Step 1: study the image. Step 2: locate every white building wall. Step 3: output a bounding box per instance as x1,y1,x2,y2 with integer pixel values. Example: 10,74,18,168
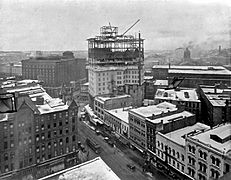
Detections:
156,132,187,175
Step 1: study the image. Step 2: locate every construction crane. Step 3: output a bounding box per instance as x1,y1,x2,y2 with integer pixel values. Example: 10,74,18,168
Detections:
116,19,140,37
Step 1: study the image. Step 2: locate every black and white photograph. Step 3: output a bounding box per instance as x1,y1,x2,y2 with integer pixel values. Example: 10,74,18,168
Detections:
0,0,230,180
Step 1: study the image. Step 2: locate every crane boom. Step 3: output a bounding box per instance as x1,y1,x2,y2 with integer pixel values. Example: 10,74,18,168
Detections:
121,19,140,36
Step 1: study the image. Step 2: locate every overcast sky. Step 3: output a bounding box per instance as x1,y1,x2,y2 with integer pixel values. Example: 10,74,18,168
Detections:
0,0,230,51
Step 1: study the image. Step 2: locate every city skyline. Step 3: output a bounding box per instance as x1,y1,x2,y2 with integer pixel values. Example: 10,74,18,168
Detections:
0,0,230,51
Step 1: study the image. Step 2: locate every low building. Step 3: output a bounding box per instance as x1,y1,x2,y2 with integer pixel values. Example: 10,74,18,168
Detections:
104,106,132,139
186,123,231,180
197,84,231,126
154,88,201,121
39,157,120,180
129,102,196,152
94,95,132,122
152,65,231,87
155,123,210,179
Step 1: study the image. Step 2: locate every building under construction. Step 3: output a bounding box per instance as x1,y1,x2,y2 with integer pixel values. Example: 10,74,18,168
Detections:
87,20,145,108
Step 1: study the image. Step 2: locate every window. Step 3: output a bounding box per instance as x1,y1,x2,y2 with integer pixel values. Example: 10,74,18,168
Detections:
4,141,8,149
4,153,8,161
72,135,76,142
182,154,185,161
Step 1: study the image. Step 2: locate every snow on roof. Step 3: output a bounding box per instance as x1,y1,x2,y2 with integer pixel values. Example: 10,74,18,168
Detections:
105,106,132,124
165,123,210,146
83,82,89,86
152,65,227,70
153,80,168,86
84,104,96,117
130,102,177,118
147,110,194,124
155,88,200,102
96,95,131,102
37,98,68,115
39,157,120,180
201,88,231,107
168,68,231,75
0,114,8,122
191,123,231,154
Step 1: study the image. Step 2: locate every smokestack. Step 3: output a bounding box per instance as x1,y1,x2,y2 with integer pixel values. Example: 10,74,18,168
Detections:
219,45,221,54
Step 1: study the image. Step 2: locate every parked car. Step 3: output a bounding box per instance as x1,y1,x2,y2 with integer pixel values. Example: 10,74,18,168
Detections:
104,137,109,142
107,140,114,147
95,130,101,135
127,164,136,171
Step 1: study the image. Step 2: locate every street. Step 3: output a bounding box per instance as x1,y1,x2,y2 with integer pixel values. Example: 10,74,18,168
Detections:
77,114,168,180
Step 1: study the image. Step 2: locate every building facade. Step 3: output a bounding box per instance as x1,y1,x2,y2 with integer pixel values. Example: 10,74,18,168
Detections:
154,88,201,121
22,51,86,97
152,65,231,88
155,123,210,180
197,84,231,126
128,102,196,152
104,107,131,139
185,123,231,180
94,95,132,122
0,80,79,179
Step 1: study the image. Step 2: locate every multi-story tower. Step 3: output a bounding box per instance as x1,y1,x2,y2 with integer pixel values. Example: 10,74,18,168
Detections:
87,23,145,108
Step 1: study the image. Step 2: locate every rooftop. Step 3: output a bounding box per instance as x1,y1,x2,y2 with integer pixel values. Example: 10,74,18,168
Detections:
155,88,200,102
96,94,131,103
165,123,210,146
152,65,227,70
39,157,120,180
153,80,168,86
130,102,177,118
37,98,69,115
201,87,231,107
168,69,231,75
147,110,194,125
105,106,132,124
191,123,231,154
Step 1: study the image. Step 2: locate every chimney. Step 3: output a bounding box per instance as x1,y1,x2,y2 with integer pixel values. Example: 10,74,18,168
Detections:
36,97,44,105
219,45,221,54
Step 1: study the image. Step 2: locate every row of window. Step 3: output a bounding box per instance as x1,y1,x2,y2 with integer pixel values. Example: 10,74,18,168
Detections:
156,141,185,161
35,127,75,142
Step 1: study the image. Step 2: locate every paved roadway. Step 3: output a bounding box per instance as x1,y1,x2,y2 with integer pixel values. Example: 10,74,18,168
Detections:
77,117,168,180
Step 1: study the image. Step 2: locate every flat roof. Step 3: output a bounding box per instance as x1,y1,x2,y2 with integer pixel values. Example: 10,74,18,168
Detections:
152,65,227,70
147,110,194,125
105,106,132,124
168,69,231,75
165,123,210,146
130,102,177,118
96,94,131,102
154,80,168,86
37,98,68,115
39,157,120,180
191,123,231,154
155,88,200,102
201,87,231,107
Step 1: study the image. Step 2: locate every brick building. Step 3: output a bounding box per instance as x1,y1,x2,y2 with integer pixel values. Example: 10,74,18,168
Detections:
22,51,86,97
154,88,201,121
128,102,196,152
0,80,79,179
197,84,231,126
